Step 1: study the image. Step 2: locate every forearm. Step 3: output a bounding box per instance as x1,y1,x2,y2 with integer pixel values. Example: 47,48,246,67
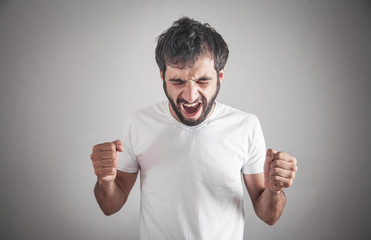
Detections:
254,189,286,225
94,179,127,216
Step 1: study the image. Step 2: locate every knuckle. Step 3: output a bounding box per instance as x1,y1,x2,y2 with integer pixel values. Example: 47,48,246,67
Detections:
276,152,284,159
108,142,116,151
93,143,103,152
110,159,117,166
288,180,293,186
110,152,116,159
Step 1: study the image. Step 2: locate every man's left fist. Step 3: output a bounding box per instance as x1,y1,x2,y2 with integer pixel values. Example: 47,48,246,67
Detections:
264,149,298,192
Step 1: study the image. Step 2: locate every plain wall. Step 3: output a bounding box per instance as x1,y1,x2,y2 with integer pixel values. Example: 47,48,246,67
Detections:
1,0,370,239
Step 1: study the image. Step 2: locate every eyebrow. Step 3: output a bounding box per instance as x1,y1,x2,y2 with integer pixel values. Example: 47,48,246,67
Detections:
169,76,213,82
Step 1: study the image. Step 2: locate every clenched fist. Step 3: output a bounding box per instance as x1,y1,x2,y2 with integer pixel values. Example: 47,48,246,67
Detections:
264,149,297,192
91,140,123,184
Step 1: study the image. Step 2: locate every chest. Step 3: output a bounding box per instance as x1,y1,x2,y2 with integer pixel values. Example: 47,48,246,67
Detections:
134,126,248,188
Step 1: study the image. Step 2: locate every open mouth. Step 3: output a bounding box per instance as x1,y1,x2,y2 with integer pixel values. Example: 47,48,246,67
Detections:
181,102,202,117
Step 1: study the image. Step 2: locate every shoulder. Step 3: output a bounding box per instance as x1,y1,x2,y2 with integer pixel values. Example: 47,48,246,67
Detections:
121,101,169,129
214,102,260,126
124,101,167,121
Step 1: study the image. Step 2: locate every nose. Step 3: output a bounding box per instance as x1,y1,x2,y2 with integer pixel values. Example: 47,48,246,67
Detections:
182,81,199,103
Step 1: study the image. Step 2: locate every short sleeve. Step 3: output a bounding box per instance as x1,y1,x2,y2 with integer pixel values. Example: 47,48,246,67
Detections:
241,116,266,174
117,122,140,173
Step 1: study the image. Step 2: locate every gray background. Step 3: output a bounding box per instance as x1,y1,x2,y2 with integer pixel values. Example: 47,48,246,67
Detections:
1,0,370,239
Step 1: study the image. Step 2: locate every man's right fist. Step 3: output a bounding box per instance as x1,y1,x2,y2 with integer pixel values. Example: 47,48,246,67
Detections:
91,140,124,184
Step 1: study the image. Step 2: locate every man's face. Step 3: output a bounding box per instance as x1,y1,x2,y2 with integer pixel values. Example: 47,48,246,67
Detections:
161,56,224,126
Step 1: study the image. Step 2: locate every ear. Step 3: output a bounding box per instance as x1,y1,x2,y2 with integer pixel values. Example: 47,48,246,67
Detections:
219,68,225,83
160,70,164,81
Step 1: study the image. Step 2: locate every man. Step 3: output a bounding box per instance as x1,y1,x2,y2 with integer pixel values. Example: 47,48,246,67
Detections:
91,17,297,240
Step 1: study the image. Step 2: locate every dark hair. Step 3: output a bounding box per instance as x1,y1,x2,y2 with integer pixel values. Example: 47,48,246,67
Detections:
155,17,229,75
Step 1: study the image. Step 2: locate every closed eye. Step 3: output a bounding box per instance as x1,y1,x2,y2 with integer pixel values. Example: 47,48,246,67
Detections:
168,77,212,86
169,79,185,85
197,77,212,85
197,80,209,85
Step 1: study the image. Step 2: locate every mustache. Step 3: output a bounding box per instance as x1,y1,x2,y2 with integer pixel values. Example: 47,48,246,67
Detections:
176,96,206,105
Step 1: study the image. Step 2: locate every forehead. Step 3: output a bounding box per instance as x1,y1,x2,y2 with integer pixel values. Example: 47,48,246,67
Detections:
165,56,216,80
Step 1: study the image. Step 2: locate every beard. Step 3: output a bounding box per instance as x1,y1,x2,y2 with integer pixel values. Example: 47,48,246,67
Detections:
163,78,221,126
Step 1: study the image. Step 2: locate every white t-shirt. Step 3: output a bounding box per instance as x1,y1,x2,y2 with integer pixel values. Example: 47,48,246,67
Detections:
118,101,266,240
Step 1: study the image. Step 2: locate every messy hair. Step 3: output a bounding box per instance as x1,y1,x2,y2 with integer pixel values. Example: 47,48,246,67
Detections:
155,17,229,76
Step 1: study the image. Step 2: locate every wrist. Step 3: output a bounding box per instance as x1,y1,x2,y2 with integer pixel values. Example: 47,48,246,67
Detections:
266,188,283,195
97,178,114,188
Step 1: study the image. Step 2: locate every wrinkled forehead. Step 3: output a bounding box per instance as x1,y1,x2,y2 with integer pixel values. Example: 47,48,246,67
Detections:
165,56,216,80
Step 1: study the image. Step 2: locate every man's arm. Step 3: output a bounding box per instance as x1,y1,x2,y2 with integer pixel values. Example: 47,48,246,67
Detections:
94,170,138,216
243,173,286,225
91,140,138,216
243,149,297,225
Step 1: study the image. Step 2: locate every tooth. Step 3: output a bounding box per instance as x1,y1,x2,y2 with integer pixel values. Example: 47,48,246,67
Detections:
184,102,199,107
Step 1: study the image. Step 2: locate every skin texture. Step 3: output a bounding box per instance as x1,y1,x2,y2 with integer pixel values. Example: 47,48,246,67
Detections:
161,56,224,126
91,140,138,216
91,56,298,224
244,149,297,225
